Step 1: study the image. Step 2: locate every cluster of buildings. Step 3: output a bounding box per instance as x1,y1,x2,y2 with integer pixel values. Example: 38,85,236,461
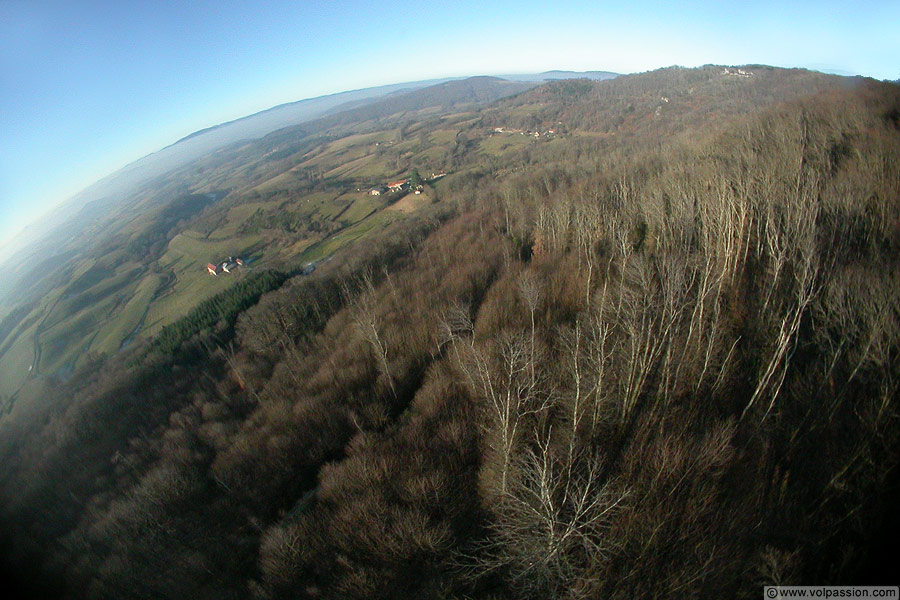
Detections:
368,172,445,196
207,256,244,276
492,126,557,138
722,67,753,78
368,181,405,196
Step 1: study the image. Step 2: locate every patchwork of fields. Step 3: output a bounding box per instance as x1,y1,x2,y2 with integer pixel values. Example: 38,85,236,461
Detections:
0,103,534,401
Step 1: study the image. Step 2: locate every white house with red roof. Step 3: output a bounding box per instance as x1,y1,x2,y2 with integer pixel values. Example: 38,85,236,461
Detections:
386,179,409,192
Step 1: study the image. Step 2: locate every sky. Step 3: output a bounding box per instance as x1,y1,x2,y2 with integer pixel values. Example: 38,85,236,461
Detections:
1,0,898,248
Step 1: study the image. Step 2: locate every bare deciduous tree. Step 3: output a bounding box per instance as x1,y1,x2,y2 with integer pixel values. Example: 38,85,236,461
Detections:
352,272,397,399
476,434,629,598
518,271,543,386
446,322,549,495
743,183,820,421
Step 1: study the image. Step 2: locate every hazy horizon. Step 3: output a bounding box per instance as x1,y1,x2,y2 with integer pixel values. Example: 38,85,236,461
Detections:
2,0,897,249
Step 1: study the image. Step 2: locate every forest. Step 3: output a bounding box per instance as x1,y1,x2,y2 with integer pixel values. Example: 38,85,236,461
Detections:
1,66,899,599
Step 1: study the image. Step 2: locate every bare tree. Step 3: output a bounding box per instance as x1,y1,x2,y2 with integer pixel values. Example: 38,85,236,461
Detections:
482,333,549,494
814,267,900,423
559,320,586,472
573,201,603,307
586,292,618,435
351,272,397,400
518,271,543,387
476,434,629,598
616,258,669,426
742,184,820,421
445,321,549,495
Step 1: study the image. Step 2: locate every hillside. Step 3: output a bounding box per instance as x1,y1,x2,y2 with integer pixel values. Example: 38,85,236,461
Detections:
0,76,536,401
1,66,899,599
0,72,555,304
500,69,619,82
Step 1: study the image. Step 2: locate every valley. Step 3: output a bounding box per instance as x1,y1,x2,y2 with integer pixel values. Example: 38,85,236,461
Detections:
0,77,542,400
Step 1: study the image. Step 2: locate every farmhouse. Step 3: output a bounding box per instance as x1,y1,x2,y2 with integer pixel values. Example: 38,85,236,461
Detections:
367,173,443,196
387,179,409,192
207,257,244,276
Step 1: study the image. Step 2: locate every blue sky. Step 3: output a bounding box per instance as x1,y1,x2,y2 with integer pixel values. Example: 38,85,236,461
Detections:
1,0,897,248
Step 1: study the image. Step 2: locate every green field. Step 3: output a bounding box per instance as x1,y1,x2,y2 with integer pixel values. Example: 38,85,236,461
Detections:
42,263,144,333
91,272,166,354
0,101,462,396
40,293,115,360
161,230,263,270
386,191,431,214
478,132,535,156
325,131,393,151
299,210,400,264
336,193,384,224
298,191,351,220
428,130,458,145
0,319,38,397
0,305,40,362
208,202,278,240
322,153,398,179
252,169,307,193
143,231,264,335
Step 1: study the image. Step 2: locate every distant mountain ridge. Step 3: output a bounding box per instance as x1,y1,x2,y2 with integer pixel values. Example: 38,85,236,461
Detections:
500,69,618,82
0,73,554,305
70,72,611,214
0,73,579,264
0,79,453,268
167,78,455,147
289,76,538,134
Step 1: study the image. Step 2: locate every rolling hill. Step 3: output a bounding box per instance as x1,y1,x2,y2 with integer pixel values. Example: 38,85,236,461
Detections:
0,75,540,400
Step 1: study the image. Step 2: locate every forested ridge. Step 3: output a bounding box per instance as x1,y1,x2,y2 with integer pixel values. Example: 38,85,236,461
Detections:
1,66,899,599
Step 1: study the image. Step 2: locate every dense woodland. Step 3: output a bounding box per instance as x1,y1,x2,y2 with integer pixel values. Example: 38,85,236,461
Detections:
2,66,900,599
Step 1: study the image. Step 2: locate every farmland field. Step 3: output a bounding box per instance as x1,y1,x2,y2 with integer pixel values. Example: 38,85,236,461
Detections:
0,98,457,403
0,319,38,397
91,272,166,354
